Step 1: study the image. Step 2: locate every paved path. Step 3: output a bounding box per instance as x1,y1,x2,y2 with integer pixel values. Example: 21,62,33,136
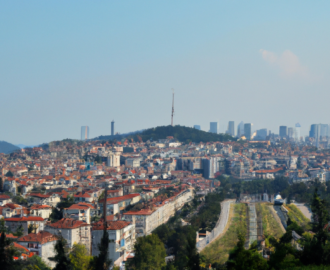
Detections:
197,199,236,252
294,203,312,221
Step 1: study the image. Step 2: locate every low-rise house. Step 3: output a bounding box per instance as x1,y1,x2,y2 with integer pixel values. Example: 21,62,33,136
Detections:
2,203,29,218
63,202,97,224
29,193,61,207
0,195,12,206
99,193,141,216
44,218,91,253
74,192,93,203
17,231,58,268
5,216,45,236
30,205,52,219
92,220,135,267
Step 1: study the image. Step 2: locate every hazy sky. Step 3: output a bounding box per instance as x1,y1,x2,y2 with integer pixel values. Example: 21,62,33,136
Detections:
1,1,330,145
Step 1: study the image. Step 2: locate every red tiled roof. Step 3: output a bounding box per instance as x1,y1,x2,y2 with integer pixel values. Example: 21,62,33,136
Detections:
47,218,89,229
99,193,140,204
124,209,154,216
92,220,131,231
18,231,57,244
29,193,50,198
5,216,44,222
74,192,91,198
30,204,51,210
0,195,11,200
13,242,29,252
66,203,95,210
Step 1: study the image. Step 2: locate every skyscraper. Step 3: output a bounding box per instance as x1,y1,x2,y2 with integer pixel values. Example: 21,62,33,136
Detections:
320,124,329,138
210,122,218,134
244,123,252,140
294,123,301,141
111,120,115,136
288,127,294,139
237,121,244,138
194,125,201,130
279,126,288,138
81,126,89,140
256,129,267,140
227,121,235,137
310,124,321,147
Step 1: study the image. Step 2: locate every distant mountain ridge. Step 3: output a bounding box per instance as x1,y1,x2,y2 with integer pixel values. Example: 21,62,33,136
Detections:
0,141,21,154
15,144,38,149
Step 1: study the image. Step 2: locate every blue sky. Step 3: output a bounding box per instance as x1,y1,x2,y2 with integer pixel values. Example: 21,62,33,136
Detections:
1,1,330,144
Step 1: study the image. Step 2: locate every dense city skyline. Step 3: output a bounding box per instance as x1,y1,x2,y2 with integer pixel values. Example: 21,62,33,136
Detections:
2,1,330,145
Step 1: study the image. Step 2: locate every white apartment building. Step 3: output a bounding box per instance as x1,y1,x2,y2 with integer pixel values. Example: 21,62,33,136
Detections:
124,189,193,237
92,220,135,267
44,218,91,253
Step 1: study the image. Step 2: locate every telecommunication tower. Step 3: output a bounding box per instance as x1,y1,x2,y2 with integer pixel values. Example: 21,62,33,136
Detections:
171,88,175,126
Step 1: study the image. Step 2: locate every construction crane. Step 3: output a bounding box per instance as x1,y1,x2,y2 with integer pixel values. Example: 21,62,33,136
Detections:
171,88,175,126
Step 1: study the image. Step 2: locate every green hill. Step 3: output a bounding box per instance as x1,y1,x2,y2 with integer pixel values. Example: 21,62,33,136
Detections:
0,141,21,154
128,125,235,143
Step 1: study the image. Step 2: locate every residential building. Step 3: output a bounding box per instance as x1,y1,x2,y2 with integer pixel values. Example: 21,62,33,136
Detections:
92,220,135,267
29,193,61,207
30,205,52,219
99,193,141,216
5,216,45,236
123,189,193,237
63,202,97,224
0,194,12,206
17,231,58,268
45,218,91,253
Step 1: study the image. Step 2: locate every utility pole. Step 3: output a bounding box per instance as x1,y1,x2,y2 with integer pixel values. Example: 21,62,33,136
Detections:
171,88,175,126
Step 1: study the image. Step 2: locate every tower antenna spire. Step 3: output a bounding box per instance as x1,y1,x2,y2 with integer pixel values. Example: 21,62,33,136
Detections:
171,88,175,126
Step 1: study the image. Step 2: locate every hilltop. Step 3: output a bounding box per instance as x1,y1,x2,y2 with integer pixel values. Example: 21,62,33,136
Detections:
0,141,21,154
127,125,235,143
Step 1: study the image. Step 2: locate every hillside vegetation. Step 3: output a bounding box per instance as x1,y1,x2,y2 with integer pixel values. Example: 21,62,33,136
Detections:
129,125,235,143
0,141,20,154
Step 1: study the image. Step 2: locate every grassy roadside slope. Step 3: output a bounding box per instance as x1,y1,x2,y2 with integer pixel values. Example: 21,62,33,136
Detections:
201,203,247,266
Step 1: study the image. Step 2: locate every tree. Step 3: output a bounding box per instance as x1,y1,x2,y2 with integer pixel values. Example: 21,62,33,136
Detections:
0,218,8,233
227,234,268,270
23,256,51,270
49,207,63,222
69,243,92,270
14,224,24,237
48,236,72,270
127,234,166,270
89,223,111,270
0,232,17,270
5,171,13,177
0,177,3,192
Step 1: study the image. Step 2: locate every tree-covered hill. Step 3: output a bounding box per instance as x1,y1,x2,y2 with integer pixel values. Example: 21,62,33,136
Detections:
128,125,235,143
0,141,20,154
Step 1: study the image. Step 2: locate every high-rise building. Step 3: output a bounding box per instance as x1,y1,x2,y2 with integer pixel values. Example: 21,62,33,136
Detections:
111,120,115,136
310,124,322,147
210,122,218,134
81,126,89,141
256,129,267,140
237,121,244,138
320,124,329,138
288,127,294,139
244,123,252,140
294,123,301,142
279,126,288,138
227,121,235,137
194,125,201,130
